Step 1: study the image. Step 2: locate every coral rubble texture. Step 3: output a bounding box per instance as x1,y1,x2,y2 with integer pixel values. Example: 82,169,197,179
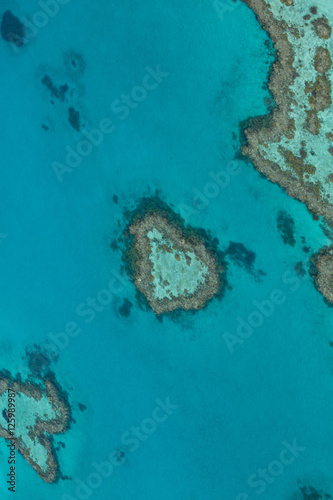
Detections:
241,0,333,302
126,204,225,314
311,245,333,304
0,374,71,483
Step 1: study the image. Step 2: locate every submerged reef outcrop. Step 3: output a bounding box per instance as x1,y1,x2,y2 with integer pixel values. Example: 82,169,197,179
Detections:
276,210,296,246
0,372,71,483
299,484,332,499
1,10,25,47
310,244,333,305
122,197,226,315
240,0,333,303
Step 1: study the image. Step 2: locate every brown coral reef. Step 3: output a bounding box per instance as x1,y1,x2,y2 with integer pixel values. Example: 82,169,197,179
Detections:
123,197,226,315
0,373,71,483
311,245,333,304
241,0,333,304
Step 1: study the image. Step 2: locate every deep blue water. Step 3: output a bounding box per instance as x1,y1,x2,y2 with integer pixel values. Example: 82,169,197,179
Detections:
1,0,333,499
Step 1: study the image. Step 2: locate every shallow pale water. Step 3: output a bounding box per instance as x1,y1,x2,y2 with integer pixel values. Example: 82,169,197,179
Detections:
1,0,333,499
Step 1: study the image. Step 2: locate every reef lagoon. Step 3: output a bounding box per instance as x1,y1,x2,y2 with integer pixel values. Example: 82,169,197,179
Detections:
1,0,333,499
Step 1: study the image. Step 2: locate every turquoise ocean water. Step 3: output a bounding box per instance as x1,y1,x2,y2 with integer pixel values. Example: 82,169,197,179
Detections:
1,0,333,498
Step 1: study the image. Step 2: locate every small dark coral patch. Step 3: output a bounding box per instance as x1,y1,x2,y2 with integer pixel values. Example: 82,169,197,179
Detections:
277,210,296,246
225,241,265,281
25,344,57,377
68,107,81,131
1,10,25,47
312,17,332,40
119,298,133,318
64,51,86,78
225,242,256,273
299,484,332,499
114,450,125,463
294,261,306,277
78,403,87,412
42,75,69,102
110,239,119,250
